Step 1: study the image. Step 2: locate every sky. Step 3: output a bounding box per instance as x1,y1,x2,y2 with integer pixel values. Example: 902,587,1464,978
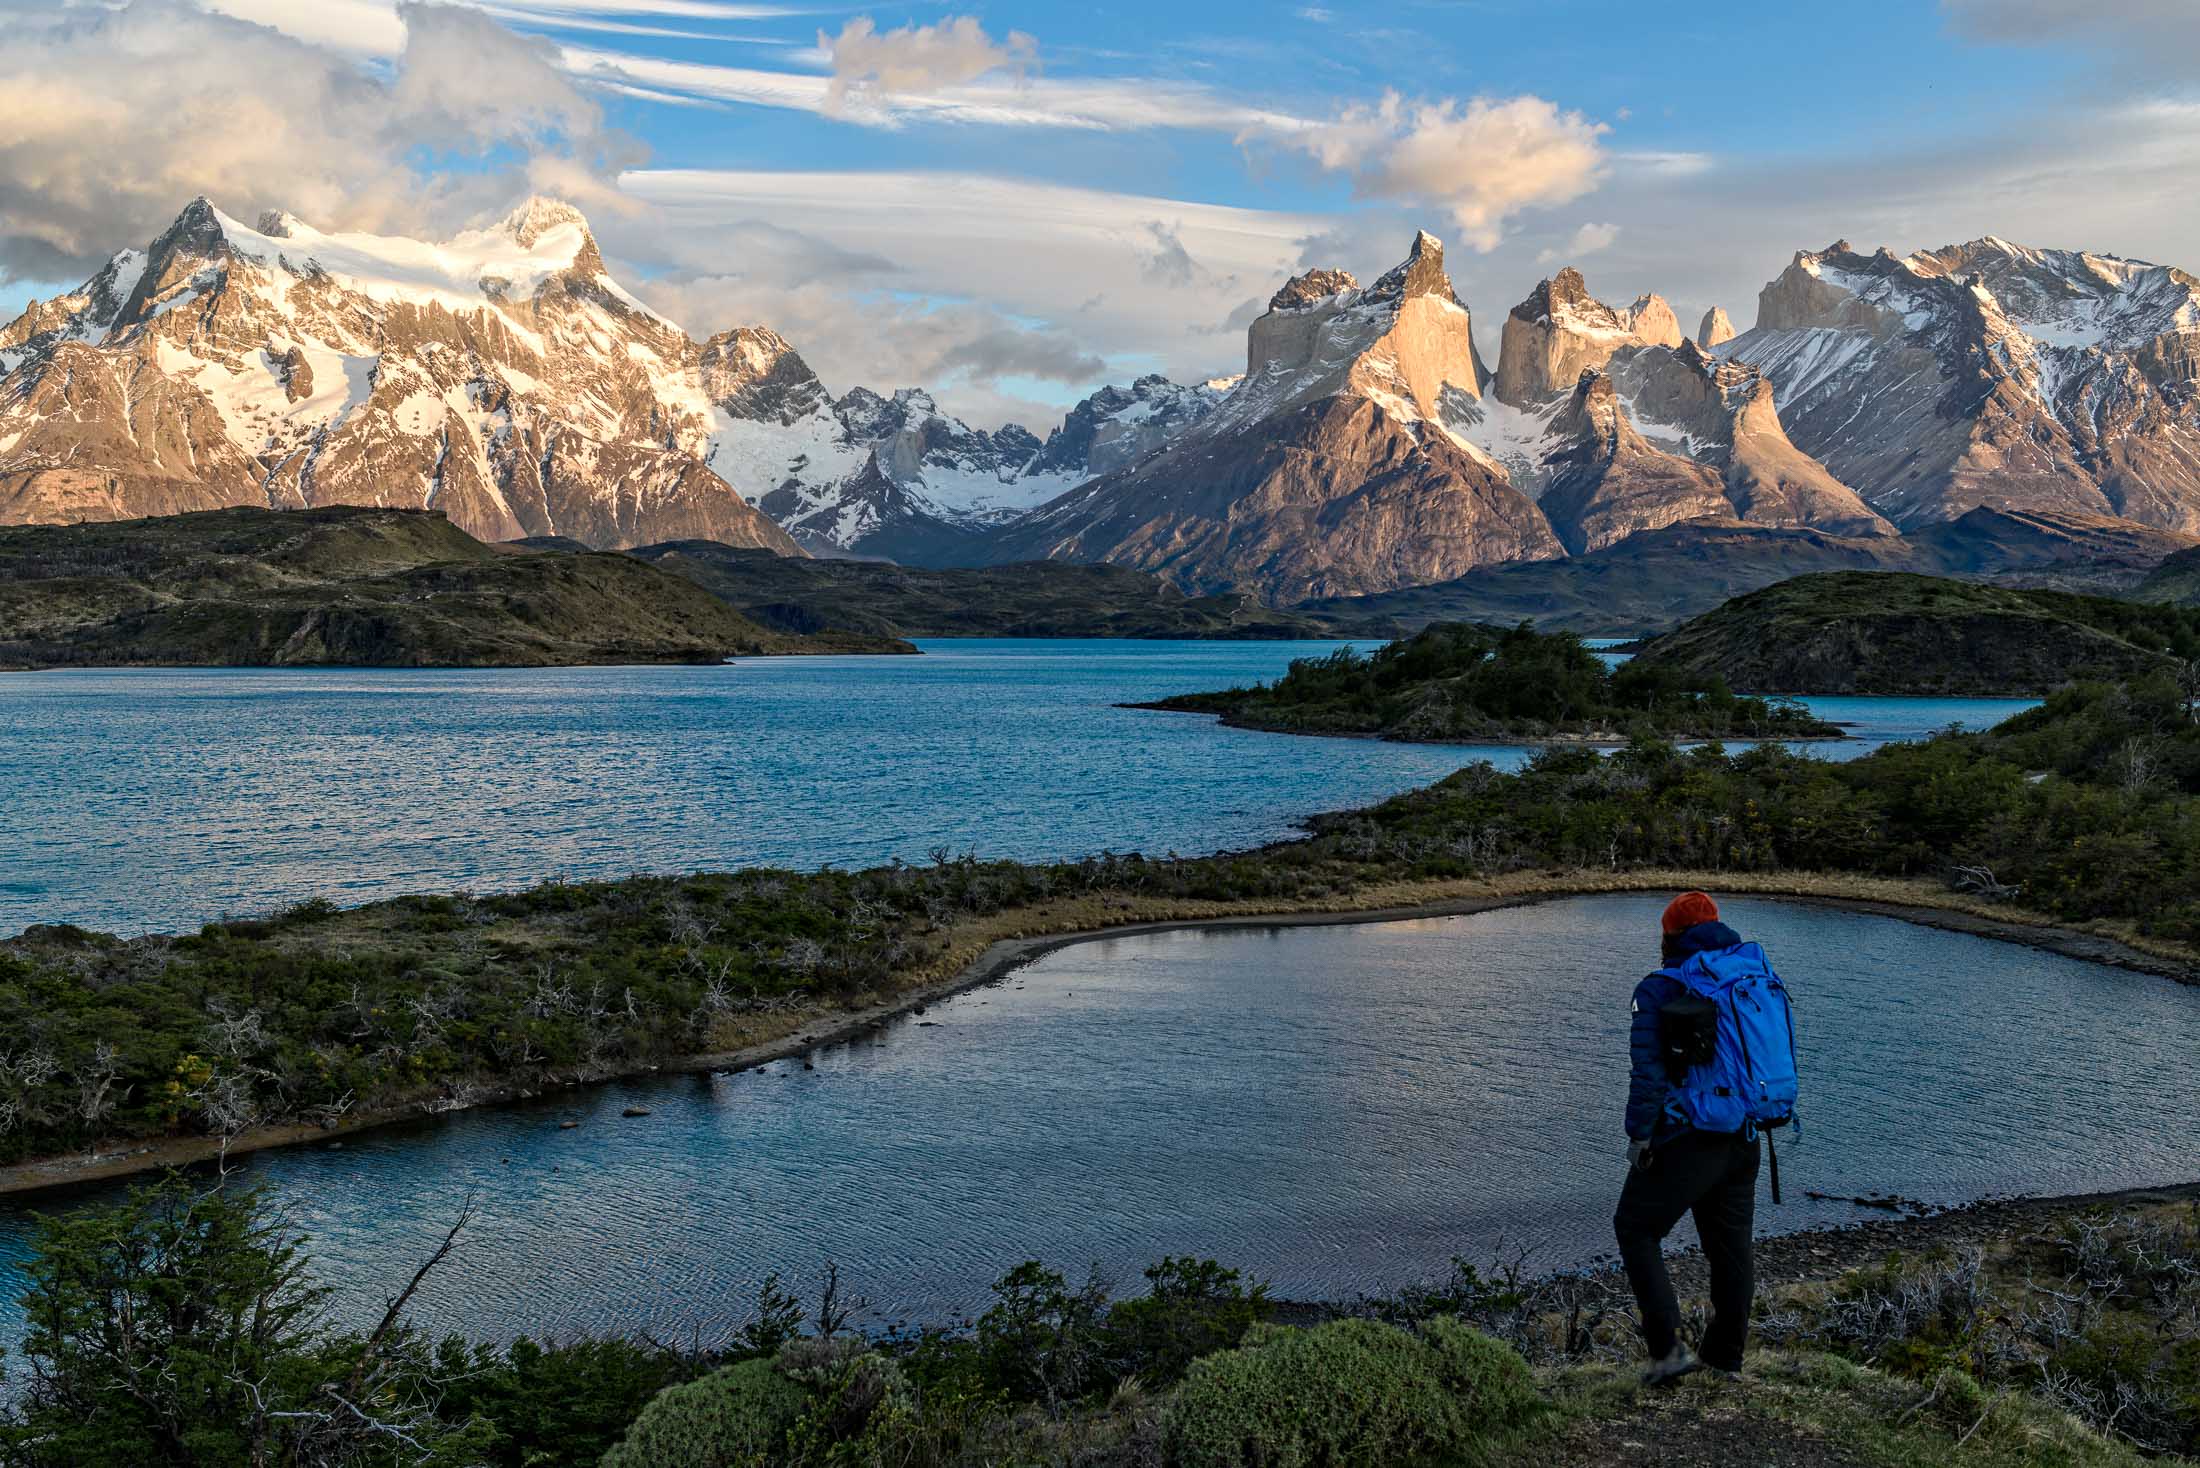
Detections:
3,0,2198,428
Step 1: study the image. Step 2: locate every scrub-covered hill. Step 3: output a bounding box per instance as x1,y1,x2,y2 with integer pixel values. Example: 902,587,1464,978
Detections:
0,506,905,667
623,539,1386,640
1630,572,2199,695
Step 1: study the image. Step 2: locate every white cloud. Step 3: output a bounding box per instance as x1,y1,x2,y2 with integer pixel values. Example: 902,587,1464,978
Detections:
1537,221,1619,265
0,0,638,281
560,45,1307,133
821,15,1037,108
200,0,805,54
612,169,1326,425
1258,91,1609,250
1448,95,2200,361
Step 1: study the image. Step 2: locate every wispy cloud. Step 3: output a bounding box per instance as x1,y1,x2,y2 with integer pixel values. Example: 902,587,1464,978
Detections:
201,0,808,55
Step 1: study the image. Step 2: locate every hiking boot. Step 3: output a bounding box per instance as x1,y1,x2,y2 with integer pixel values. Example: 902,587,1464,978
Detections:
1641,1345,1701,1387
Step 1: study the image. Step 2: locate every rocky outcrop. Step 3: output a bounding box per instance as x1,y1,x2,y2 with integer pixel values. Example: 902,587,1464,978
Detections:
1459,267,1888,548
982,232,1560,601
1231,230,1489,429
1535,373,1732,555
0,197,799,553
698,327,832,426
1492,269,1682,407
1725,237,2200,532
1697,307,1736,348
1607,341,1895,538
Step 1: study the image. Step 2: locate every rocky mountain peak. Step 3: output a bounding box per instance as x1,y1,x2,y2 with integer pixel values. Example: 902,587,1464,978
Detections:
147,196,233,266
255,210,302,240
1622,293,1683,347
1269,268,1359,311
700,325,831,427
1558,369,1626,443
1518,267,1598,323
1495,269,1684,407
1367,230,1457,306
1698,305,1736,348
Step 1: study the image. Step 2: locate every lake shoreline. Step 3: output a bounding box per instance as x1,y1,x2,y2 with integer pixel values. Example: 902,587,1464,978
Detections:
4,868,2187,1202
1118,701,1852,746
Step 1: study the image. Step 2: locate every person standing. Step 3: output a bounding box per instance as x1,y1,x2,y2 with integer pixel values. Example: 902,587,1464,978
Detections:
1614,891,1799,1385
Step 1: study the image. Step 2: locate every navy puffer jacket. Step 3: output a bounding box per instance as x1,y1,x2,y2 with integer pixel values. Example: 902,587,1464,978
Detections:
1625,919,1743,1143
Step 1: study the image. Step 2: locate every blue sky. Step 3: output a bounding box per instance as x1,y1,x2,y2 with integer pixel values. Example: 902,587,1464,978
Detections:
4,0,2195,425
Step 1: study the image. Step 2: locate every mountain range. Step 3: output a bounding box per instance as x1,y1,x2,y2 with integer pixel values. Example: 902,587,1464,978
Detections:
7,198,2199,606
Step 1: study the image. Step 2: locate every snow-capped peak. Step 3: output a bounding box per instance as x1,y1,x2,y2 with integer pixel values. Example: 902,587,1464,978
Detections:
499,196,594,249
202,200,596,314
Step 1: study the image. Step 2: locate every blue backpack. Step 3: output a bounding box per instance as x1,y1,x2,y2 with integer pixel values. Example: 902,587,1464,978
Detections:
1659,941,1799,1139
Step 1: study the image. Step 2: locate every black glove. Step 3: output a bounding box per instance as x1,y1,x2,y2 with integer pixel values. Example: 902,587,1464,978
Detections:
1627,1139,1653,1171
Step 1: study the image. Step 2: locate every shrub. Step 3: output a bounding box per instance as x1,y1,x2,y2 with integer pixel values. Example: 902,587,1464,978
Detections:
1163,1316,1536,1468
599,1358,805,1468
975,1260,1112,1407
1104,1256,1272,1386
1419,1314,1541,1426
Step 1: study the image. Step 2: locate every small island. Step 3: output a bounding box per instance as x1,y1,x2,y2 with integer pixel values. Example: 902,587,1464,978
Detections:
1128,621,1842,744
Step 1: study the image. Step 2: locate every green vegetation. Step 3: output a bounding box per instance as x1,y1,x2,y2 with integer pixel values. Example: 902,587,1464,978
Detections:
1632,572,2200,695
2136,544,2200,606
0,507,908,668
3,1173,2176,1468
1166,1316,1540,1467
11,665,2200,1168
1133,621,1841,742
623,540,1390,640
1748,1202,2200,1458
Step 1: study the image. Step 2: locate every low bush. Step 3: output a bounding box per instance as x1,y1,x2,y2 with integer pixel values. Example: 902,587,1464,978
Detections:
599,1357,806,1468
1164,1315,1536,1468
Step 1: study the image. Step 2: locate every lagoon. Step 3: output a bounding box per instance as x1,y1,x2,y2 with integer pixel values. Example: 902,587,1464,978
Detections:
4,894,2186,1346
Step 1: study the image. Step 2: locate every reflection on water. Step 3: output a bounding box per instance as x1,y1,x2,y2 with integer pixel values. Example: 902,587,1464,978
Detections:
5,895,2185,1344
0,643,2036,934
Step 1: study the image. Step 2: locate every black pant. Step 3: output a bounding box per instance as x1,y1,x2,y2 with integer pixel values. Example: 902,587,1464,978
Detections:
1613,1130,1760,1369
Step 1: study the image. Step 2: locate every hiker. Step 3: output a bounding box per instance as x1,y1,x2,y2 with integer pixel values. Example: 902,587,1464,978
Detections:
1614,891,1799,1385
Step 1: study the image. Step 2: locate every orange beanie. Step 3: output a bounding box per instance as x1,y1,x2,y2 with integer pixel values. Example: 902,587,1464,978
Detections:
1661,891,1719,935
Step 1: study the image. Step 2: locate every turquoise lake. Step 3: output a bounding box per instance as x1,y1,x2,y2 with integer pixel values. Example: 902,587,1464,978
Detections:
0,639,2033,936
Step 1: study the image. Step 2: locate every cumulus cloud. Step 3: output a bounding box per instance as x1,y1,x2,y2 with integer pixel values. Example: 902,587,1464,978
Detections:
821,15,1037,109
1262,91,1609,250
0,0,640,282
1537,220,1620,265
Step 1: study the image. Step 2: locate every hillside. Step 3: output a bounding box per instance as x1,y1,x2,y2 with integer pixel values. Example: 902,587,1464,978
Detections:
1132,620,1840,743
1299,510,2199,636
2136,543,2200,604
1295,521,1915,633
1632,571,2200,694
0,507,906,668
623,540,1388,639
